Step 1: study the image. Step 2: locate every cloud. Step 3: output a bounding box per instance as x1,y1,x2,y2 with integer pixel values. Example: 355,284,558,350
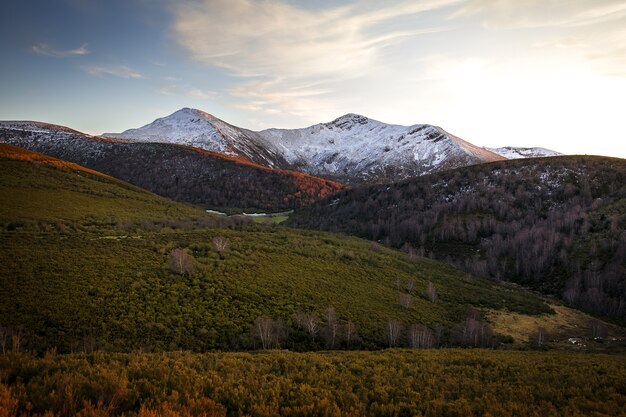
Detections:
84,65,144,79
170,0,456,119
31,42,89,57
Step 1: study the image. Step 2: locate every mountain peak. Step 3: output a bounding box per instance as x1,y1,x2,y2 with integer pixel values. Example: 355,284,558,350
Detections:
328,113,369,129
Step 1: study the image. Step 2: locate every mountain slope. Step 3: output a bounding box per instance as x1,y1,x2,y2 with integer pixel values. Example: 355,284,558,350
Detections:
0,122,345,210
104,109,506,184
289,156,626,321
487,146,562,159
0,143,562,352
0,144,205,225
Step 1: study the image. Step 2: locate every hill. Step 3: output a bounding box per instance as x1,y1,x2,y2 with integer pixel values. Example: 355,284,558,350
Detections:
104,108,507,184
0,148,570,353
0,122,345,211
0,144,206,226
288,156,626,321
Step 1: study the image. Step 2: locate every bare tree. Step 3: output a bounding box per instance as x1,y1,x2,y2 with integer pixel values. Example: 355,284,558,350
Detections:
0,325,7,354
254,316,274,349
11,326,24,352
343,320,357,348
399,293,413,309
531,327,548,348
212,236,229,259
323,306,340,349
294,311,320,339
409,324,435,349
425,282,438,303
405,279,415,295
387,320,403,347
168,248,195,276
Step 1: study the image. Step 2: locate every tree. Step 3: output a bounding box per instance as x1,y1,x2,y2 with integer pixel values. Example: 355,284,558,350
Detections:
343,320,357,348
399,293,413,309
387,320,402,347
323,306,339,349
405,279,415,294
0,325,7,354
425,282,438,303
294,311,320,339
212,236,229,259
168,249,195,276
409,324,435,348
11,326,24,352
253,316,274,349
530,327,548,349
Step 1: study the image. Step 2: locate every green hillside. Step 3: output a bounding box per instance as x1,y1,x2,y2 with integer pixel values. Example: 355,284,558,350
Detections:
0,144,206,227
0,145,559,352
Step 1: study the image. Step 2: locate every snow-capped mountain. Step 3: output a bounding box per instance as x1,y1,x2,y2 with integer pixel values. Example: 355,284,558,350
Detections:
486,146,562,159
103,108,285,168
104,110,506,184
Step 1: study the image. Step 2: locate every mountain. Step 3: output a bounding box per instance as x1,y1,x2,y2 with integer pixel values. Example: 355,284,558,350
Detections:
288,156,626,321
104,107,287,168
0,121,345,210
487,146,562,159
104,109,506,184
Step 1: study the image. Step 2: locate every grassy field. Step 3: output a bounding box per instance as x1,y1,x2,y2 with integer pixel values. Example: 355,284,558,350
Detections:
1,349,625,416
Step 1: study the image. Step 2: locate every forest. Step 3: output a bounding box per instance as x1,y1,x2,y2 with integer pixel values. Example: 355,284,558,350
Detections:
289,156,626,321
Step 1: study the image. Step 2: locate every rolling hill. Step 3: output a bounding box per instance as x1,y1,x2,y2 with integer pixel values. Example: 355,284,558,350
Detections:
0,145,580,354
0,122,345,211
288,155,626,321
0,144,206,226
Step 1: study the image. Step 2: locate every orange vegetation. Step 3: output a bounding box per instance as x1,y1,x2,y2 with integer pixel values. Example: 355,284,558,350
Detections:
0,144,112,179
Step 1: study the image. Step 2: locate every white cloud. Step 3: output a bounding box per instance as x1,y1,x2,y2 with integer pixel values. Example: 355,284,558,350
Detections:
158,84,219,100
31,42,89,57
84,65,144,79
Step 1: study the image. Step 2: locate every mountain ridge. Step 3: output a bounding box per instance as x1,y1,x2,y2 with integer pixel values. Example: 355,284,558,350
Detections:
103,109,511,184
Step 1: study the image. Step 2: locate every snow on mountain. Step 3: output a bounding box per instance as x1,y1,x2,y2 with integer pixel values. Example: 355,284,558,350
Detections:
486,146,562,159
257,114,505,183
104,110,506,184
103,108,285,168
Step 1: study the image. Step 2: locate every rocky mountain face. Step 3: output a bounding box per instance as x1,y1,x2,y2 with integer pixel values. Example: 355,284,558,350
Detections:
0,121,345,210
486,146,562,159
104,109,507,184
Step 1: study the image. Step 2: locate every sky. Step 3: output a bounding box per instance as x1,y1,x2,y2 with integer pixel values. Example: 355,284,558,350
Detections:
1,0,625,158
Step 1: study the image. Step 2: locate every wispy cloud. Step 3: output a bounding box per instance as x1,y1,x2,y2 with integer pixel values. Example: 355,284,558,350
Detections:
171,0,457,118
31,42,89,57
84,65,144,79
